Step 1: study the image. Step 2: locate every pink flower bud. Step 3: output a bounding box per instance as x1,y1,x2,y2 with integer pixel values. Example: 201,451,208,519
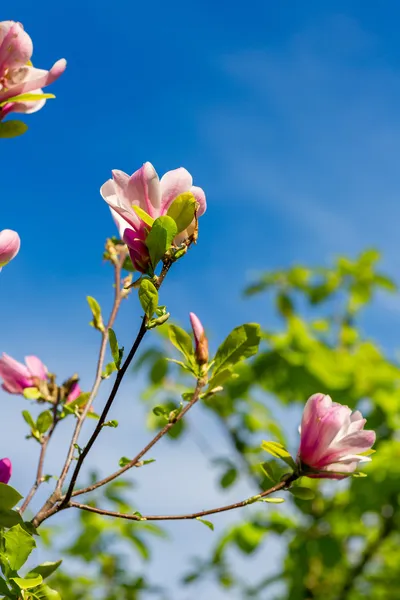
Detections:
0,458,12,484
0,353,47,395
101,162,206,274
297,393,376,479
0,229,20,268
66,382,81,404
189,312,209,365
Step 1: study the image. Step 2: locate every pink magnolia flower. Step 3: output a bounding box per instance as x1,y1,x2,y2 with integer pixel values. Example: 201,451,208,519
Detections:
0,229,20,269
0,353,47,394
101,162,206,273
0,21,66,121
0,458,11,484
297,393,376,479
189,312,209,364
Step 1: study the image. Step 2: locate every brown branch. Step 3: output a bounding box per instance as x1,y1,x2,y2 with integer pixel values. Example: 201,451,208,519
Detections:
70,379,205,498
32,251,126,526
69,474,297,522
336,510,396,600
19,389,62,514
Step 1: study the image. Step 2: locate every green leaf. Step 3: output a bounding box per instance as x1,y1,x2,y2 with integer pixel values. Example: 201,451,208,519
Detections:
0,120,28,138
259,497,285,504
1,93,55,104
153,406,168,417
11,575,43,590
36,411,53,434
0,509,23,528
0,578,11,596
168,325,194,361
0,484,23,510
101,362,117,379
87,296,104,331
63,392,91,413
207,368,237,392
138,279,159,318
108,328,123,369
145,215,177,269
212,323,261,376
3,524,36,570
118,456,131,467
27,560,62,580
261,441,296,469
28,583,61,600
133,205,155,227
22,410,36,429
289,486,315,500
23,387,41,400
166,192,196,233
220,468,238,489
103,420,118,428
196,518,214,531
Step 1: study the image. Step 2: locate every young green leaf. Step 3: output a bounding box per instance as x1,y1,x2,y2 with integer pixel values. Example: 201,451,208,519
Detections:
87,296,105,331
207,368,237,392
196,517,214,531
259,497,285,504
36,411,53,435
0,509,23,528
138,279,159,318
108,328,121,368
118,456,131,467
0,483,23,510
166,192,196,233
261,441,296,469
3,524,36,570
28,583,61,599
0,120,28,138
22,410,36,429
168,325,194,361
133,205,155,227
101,362,117,379
2,93,55,104
11,575,43,590
212,323,261,376
289,486,315,500
102,420,118,428
145,215,177,269
27,560,62,580
23,387,41,400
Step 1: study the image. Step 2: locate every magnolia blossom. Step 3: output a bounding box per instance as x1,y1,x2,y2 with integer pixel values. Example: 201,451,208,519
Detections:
101,162,206,272
189,312,209,364
66,382,82,404
0,229,20,269
297,393,376,479
0,458,11,484
0,21,66,120
0,353,47,394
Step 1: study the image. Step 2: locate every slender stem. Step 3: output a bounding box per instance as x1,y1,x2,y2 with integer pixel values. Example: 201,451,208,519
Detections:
69,474,297,522
19,390,62,515
32,252,126,526
70,379,205,498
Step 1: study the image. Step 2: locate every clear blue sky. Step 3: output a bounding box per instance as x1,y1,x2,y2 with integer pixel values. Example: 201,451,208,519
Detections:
2,1,400,597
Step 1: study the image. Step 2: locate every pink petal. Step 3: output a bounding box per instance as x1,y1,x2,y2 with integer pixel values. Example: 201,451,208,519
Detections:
0,58,66,103
101,179,140,229
66,382,81,404
127,162,161,217
318,430,376,467
0,22,32,72
0,458,12,484
0,353,31,380
0,229,20,266
160,167,193,213
190,185,207,217
25,355,47,380
189,312,204,344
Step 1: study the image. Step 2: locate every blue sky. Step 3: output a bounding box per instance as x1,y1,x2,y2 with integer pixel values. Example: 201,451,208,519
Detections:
2,1,400,597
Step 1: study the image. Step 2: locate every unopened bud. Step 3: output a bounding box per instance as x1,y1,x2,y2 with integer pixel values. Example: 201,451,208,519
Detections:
189,312,209,365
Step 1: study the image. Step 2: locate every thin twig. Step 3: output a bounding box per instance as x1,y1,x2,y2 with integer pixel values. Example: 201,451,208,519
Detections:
19,390,62,514
69,474,297,522
32,251,126,526
70,379,205,498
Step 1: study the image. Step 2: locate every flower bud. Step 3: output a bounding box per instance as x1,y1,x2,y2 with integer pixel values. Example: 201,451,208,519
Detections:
0,229,20,269
189,312,209,365
0,353,47,394
0,458,12,484
297,393,376,479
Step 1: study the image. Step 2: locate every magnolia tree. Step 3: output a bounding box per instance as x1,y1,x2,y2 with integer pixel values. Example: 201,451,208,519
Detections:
0,19,382,600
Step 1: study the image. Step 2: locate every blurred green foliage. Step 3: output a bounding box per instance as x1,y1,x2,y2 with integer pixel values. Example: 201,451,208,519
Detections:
44,249,400,599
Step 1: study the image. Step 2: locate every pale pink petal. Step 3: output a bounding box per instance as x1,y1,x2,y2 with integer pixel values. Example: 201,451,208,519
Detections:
101,179,140,229
25,356,47,380
10,88,46,114
66,382,81,404
127,162,161,217
0,229,20,266
0,58,66,103
160,167,193,213
318,430,376,467
190,185,207,217
0,22,32,72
